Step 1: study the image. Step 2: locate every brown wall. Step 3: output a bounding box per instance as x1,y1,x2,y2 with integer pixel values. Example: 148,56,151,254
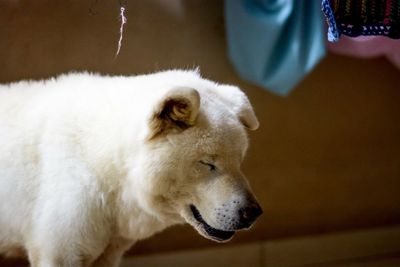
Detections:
1,0,399,261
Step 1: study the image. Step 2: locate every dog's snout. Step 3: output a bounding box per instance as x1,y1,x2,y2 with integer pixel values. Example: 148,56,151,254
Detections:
238,202,263,227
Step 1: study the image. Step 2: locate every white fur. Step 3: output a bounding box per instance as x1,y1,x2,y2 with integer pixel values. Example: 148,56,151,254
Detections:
0,70,259,267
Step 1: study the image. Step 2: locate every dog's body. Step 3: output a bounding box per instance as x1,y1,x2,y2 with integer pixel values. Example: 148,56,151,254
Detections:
0,70,261,267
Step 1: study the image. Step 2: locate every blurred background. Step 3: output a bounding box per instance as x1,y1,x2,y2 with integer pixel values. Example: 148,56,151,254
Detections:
0,1,399,266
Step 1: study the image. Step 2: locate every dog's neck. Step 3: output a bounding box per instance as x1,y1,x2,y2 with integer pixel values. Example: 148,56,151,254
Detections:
112,176,179,242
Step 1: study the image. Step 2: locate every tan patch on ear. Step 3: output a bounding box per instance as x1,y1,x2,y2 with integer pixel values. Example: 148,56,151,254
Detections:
148,88,200,140
239,106,259,131
161,98,195,127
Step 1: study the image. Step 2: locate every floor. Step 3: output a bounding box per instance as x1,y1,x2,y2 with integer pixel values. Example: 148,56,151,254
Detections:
0,225,399,266
121,226,400,267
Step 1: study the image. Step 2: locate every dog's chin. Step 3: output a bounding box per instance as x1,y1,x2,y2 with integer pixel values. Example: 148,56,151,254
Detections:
183,205,235,243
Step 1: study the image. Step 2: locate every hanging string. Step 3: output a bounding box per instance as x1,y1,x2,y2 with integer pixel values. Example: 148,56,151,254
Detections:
115,0,128,58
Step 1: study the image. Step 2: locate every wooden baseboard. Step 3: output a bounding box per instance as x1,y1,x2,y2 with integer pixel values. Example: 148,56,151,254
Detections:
122,225,400,267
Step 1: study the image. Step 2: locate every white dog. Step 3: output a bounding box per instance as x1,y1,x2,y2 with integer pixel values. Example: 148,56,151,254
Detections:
0,70,262,267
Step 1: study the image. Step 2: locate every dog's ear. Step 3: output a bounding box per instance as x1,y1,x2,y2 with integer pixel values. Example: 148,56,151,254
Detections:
148,87,200,139
237,101,259,131
218,85,259,131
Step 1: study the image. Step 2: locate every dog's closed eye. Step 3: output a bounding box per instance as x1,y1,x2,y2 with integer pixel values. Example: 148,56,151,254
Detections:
199,160,216,171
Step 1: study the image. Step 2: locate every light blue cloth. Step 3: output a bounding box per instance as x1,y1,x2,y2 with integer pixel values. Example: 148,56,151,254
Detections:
225,0,326,96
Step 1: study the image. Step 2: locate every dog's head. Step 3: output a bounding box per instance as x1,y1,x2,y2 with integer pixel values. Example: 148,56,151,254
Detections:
131,73,262,242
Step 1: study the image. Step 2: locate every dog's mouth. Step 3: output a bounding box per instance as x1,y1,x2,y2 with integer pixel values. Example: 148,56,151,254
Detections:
189,205,235,242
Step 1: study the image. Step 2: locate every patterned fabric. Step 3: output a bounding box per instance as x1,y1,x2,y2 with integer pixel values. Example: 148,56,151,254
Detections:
322,0,341,41
322,0,400,42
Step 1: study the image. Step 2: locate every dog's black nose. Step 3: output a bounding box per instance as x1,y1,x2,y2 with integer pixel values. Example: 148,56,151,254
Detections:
238,202,263,227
